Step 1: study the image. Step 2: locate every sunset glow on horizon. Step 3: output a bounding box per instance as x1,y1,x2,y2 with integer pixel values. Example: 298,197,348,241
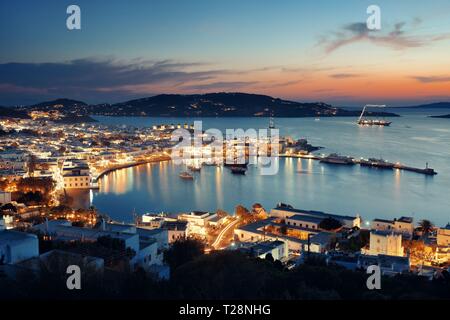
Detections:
1,0,450,106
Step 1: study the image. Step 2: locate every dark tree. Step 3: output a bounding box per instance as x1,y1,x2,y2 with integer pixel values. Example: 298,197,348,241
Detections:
319,217,343,231
164,238,205,271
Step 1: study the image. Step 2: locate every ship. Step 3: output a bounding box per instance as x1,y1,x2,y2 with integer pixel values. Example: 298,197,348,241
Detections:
360,158,395,169
320,153,355,165
358,119,392,126
357,104,392,126
179,171,194,180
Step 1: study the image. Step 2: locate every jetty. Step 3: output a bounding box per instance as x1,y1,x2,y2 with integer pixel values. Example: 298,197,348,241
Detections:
281,153,438,176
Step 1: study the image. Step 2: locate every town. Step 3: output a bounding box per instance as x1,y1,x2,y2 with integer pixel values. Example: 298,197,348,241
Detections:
1,115,449,299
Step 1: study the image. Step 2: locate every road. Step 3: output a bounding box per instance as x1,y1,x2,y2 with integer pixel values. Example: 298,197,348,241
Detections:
211,218,240,249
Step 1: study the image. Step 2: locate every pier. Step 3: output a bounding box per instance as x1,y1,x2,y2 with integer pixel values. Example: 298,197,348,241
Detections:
281,153,438,176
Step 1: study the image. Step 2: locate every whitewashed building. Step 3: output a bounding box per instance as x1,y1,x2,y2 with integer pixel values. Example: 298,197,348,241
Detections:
0,230,39,264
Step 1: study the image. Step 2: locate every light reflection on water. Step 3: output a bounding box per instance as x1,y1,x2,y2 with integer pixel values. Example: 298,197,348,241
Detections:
84,111,450,226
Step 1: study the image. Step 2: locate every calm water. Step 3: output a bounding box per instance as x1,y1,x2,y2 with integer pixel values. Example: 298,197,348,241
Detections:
79,110,450,226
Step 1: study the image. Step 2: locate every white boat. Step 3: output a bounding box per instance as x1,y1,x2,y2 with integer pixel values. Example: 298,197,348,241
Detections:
179,171,194,180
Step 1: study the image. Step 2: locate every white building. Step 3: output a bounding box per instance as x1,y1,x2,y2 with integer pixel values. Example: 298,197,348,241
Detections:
437,224,450,247
32,220,168,273
164,221,188,243
62,160,92,189
363,230,404,257
178,211,218,237
270,205,361,229
0,191,11,205
436,224,450,264
371,216,414,237
238,240,289,261
358,254,410,276
0,230,39,264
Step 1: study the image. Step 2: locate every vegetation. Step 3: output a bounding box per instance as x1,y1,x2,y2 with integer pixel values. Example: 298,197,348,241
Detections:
338,230,370,252
164,238,205,272
2,248,449,300
319,217,343,231
419,219,434,238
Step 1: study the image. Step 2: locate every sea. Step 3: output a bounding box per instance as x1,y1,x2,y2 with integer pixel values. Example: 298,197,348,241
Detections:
69,108,450,227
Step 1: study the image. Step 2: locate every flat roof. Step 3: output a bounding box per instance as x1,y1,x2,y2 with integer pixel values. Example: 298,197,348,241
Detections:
373,218,394,224
273,206,357,221
287,214,324,224
0,230,37,242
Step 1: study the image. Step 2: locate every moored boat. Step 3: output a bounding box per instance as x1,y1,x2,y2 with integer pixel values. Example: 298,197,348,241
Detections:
320,153,355,165
179,171,194,180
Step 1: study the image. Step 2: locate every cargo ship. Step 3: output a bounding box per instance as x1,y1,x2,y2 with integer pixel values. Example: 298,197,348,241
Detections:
320,153,355,165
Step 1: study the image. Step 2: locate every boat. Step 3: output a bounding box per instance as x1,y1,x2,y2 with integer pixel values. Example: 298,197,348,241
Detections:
188,165,201,172
320,153,355,165
357,104,392,126
230,166,247,175
179,171,194,180
358,119,392,126
360,158,395,169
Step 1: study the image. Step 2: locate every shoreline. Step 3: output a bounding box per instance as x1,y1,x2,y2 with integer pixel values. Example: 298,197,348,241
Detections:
94,155,172,181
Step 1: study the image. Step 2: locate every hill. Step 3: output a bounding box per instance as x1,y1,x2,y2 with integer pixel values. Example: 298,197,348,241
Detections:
402,102,450,109
87,93,399,118
429,114,450,119
0,106,30,119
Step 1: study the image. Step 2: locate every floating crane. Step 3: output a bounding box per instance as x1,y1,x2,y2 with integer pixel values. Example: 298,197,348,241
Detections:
357,104,391,126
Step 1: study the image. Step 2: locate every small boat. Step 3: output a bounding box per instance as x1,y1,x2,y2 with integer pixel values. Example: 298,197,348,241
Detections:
230,166,247,175
188,165,201,172
320,153,355,165
179,171,194,180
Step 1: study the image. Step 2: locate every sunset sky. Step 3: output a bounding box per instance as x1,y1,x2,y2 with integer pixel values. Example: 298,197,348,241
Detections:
1,0,450,106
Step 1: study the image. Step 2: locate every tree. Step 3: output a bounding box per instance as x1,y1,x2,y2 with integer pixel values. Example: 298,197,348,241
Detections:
419,219,434,238
265,253,274,263
235,205,249,217
216,209,229,218
164,238,205,271
319,217,343,231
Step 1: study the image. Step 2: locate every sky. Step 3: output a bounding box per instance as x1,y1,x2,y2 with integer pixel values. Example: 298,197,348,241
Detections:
0,0,450,106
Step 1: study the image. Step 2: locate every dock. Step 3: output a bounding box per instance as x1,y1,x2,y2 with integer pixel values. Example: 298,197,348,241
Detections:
282,153,438,176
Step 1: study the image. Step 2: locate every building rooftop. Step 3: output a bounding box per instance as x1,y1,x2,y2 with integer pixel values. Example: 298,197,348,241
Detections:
397,217,413,223
287,214,324,224
0,229,37,242
273,206,357,221
373,218,394,224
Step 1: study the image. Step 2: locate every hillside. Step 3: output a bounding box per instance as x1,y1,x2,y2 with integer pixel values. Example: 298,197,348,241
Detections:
0,106,30,119
402,102,450,109
87,93,399,118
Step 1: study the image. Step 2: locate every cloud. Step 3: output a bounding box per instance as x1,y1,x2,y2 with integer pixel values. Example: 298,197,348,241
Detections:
412,76,450,83
329,73,362,79
0,58,237,104
320,20,450,54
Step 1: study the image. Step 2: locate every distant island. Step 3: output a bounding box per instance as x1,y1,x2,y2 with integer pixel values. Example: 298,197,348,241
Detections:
0,93,400,120
400,102,450,109
429,114,450,119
